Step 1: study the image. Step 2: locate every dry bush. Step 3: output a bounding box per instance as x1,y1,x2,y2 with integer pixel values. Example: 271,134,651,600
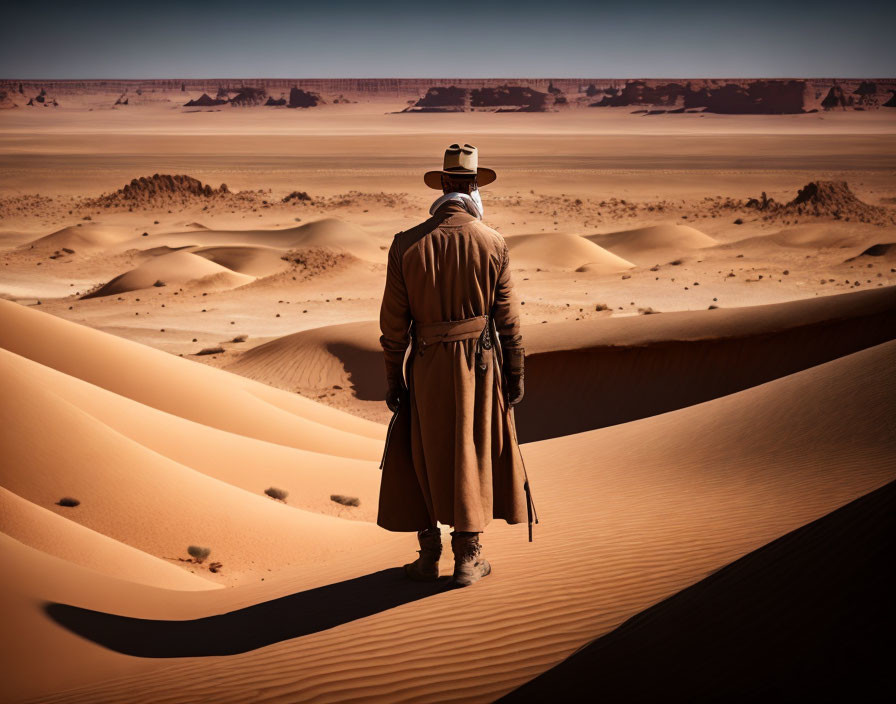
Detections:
195,346,225,356
231,334,248,343
330,494,361,507
56,497,80,507
594,303,609,311
187,545,211,563
265,486,289,501
638,307,658,315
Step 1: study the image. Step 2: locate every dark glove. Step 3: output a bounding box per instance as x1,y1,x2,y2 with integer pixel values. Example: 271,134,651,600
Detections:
503,347,525,406
386,385,404,413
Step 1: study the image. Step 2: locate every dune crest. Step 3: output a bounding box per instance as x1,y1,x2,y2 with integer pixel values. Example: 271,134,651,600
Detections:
81,250,254,298
587,223,718,264
24,223,133,254
0,300,384,454
506,233,635,272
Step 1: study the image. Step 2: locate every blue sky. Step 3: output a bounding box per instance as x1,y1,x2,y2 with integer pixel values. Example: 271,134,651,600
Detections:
2,0,893,78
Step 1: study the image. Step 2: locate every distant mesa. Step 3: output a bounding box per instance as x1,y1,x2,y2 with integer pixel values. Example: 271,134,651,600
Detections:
821,85,853,110
8,78,894,114
408,85,468,112
287,86,321,108
229,86,267,106
473,84,551,111
25,87,58,107
0,90,17,109
184,93,227,107
404,83,561,112
589,79,810,114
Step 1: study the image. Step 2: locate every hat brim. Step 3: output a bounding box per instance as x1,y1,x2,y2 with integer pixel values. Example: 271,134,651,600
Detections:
424,167,497,190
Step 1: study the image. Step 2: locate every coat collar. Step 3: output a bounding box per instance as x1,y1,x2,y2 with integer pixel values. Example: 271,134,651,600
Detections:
432,199,478,225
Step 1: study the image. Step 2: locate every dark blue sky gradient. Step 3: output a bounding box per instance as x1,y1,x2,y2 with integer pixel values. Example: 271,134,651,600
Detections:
2,0,893,78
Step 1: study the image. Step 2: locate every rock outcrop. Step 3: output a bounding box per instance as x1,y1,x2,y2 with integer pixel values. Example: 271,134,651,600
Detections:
184,93,226,107
288,86,320,108
89,174,231,207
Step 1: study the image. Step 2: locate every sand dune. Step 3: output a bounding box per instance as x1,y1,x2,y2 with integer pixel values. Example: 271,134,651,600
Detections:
0,347,390,587
17,340,895,703
0,487,219,591
109,217,385,262
189,244,290,276
24,223,134,253
505,233,635,272
0,342,383,520
221,287,896,440
0,300,384,455
587,223,718,264
501,480,895,703
517,286,896,440
725,222,878,253
82,250,255,298
226,320,384,400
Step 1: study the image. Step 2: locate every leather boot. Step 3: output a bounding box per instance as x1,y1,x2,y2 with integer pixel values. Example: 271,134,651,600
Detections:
451,531,491,587
404,527,442,581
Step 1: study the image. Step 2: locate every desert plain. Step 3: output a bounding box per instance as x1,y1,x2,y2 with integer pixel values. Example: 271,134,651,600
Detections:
0,79,895,702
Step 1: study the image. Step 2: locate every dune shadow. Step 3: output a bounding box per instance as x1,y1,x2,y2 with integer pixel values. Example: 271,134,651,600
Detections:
45,567,450,658
499,480,896,702
328,342,385,401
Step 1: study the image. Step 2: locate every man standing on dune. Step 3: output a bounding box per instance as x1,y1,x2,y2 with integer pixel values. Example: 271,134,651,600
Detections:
377,143,536,587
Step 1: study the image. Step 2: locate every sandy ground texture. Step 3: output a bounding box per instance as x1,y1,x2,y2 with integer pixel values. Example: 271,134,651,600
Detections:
1,101,895,702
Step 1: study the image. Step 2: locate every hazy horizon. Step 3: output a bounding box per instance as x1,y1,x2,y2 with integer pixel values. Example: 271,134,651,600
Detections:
3,0,893,80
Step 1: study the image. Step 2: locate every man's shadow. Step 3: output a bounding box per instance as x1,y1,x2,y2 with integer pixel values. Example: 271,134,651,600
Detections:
45,568,451,658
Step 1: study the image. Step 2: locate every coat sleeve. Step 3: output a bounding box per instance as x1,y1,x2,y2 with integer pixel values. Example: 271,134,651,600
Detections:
493,241,523,350
379,236,412,390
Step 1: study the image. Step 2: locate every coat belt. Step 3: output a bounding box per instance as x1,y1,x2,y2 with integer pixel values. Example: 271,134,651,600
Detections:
415,315,488,346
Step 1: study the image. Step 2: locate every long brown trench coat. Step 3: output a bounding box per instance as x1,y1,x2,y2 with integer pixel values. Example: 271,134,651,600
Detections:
377,200,530,533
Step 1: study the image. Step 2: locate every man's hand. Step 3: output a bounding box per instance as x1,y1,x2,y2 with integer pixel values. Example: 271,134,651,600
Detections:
386,386,404,413
503,347,525,407
505,373,524,406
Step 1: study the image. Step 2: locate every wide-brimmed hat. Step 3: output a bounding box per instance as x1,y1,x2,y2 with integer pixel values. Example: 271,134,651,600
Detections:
424,143,497,190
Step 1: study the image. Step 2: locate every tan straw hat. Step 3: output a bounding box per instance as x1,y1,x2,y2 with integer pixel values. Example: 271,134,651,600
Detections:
424,143,497,190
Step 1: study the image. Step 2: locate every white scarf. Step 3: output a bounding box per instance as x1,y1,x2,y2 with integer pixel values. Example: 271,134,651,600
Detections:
429,189,484,219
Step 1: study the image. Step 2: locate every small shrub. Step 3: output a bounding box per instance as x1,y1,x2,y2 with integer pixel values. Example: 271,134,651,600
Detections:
208,561,223,573
153,280,166,287
595,303,609,311
330,494,360,507
57,497,80,507
195,346,225,356
283,190,311,203
265,487,289,501
708,304,719,309
187,545,211,563
669,259,683,266
231,334,248,343
638,307,658,315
